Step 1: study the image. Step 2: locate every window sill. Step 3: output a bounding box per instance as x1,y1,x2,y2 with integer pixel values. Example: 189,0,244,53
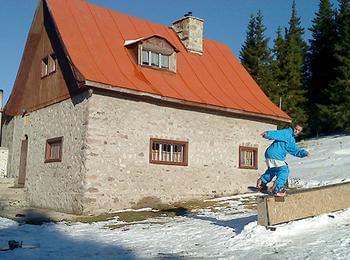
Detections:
140,64,176,74
150,160,188,166
41,71,56,79
45,158,62,163
239,166,258,170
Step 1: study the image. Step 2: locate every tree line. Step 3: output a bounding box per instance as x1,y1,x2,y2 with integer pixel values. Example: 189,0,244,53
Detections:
240,0,350,136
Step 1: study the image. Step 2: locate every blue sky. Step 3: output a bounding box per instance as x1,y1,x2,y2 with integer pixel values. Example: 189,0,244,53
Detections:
0,0,338,104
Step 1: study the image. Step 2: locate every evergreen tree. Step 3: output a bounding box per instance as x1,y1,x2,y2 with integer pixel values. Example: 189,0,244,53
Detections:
282,0,309,127
321,0,350,131
271,27,288,107
240,11,275,96
240,14,257,76
307,0,337,134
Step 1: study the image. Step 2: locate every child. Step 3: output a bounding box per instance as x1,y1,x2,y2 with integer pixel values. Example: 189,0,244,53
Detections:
257,124,310,196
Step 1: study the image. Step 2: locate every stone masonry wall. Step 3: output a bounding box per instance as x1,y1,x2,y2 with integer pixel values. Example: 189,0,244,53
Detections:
1,118,15,178
83,93,276,214
0,148,8,178
1,92,89,213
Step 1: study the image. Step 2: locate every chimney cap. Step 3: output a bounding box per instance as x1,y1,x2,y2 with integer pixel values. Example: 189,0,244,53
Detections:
172,11,203,25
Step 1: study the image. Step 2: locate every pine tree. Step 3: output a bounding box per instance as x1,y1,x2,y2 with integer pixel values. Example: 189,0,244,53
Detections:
281,0,309,127
240,14,258,76
321,0,350,131
307,0,337,134
271,27,288,107
240,11,275,96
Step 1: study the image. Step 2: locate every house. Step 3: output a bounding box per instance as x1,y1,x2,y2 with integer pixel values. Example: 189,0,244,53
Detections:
1,0,290,214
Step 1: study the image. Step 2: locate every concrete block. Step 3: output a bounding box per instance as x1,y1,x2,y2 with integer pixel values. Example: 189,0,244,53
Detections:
257,182,350,226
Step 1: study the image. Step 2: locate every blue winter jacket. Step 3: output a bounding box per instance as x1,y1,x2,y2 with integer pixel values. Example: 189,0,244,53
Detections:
264,128,308,161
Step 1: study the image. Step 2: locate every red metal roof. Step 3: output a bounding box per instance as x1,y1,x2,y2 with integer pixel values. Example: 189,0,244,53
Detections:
46,0,291,122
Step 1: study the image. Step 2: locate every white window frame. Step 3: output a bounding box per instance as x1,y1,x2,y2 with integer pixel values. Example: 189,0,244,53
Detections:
142,49,170,70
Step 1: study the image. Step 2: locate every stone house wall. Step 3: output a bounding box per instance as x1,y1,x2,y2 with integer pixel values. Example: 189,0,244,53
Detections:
82,92,276,214
1,118,15,177
1,92,89,213
1,90,278,214
0,148,8,178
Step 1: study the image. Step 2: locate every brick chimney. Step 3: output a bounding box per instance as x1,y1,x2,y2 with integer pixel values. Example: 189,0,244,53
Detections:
172,12,204,55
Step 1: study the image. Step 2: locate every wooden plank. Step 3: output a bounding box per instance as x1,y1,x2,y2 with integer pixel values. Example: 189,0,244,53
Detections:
257,182,350,226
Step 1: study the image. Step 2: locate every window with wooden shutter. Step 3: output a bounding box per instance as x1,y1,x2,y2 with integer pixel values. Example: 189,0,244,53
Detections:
48,53,57,74
239,146,258,169
41,56,49,78
45,137,63,163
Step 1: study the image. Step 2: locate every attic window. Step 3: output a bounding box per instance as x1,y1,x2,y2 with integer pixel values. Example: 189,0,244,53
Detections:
142,50,170,69
133,36,176,72
48,53,57,74
161,54,169,68
41,53,57,78
41,57,49,78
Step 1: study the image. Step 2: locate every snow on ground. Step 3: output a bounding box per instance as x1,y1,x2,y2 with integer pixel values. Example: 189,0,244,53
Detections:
1,135,350,259
288,134,350,188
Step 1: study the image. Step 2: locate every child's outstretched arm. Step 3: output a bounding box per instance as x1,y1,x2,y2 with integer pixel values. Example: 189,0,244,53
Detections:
287,142,309,158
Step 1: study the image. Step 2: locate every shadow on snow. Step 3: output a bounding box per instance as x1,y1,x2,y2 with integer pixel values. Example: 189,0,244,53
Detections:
0,209,138,259
190,214,257,234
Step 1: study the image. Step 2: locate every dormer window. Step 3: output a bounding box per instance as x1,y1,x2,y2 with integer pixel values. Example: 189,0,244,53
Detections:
142,50,170,69
125,35,177,73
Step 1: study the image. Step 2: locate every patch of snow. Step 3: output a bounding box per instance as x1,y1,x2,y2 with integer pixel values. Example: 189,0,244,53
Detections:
334,149,350,155
288,134,350,188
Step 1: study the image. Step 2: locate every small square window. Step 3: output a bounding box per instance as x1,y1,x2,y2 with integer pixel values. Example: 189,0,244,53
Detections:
48,53,57,74
41,57,48,78
150,138,188,166
239,146,258,169
45,137,63,163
